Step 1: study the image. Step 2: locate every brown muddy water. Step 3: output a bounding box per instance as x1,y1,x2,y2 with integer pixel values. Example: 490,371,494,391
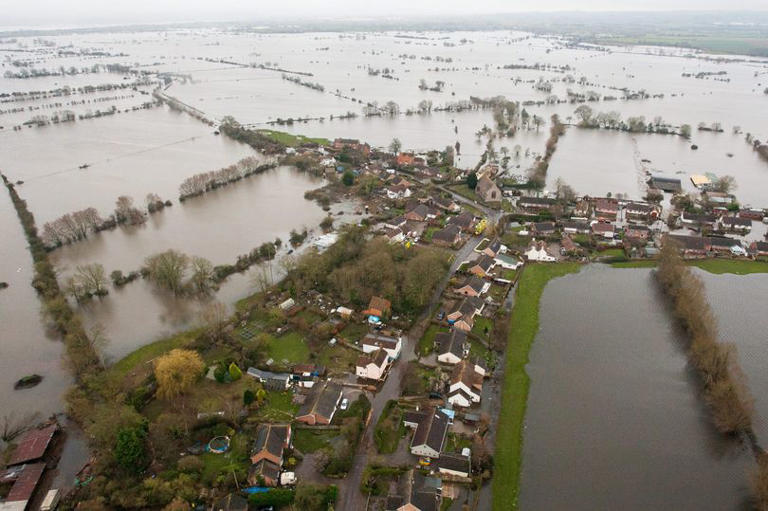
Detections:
48,164,352,360
701,270,768,444
519,265,753,510
1,187,71,420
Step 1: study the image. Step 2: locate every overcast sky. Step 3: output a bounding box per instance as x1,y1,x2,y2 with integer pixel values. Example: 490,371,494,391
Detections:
4,0,768,29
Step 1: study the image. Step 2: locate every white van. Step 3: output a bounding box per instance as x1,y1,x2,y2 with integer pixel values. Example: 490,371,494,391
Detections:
40,489,60,511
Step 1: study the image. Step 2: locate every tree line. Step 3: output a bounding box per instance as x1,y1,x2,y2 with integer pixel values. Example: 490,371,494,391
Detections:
41,194,169,249
178,156,275,200
1,173,104,380
527,114,564,187
656,239,768,509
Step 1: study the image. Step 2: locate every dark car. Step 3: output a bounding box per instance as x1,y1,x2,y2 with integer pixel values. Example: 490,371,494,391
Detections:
436,311,446,321
429,392,444,400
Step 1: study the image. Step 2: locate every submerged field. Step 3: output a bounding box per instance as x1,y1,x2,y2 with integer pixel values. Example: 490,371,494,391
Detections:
516,265,757,510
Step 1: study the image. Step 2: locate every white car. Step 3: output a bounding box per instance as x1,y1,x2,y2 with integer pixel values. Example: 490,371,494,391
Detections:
340,398,349,410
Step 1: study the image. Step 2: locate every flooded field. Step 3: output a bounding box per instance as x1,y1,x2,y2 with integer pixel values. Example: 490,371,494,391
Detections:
0,107,258,223
0,186,71,420
520,266,754,510
1,26,768,504
48,165,351,359
702,271,768,444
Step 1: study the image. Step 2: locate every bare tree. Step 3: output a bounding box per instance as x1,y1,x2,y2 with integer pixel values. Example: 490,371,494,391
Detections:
144,250,189,295
75,263,108,296
189,256,214,295
200,302,229,341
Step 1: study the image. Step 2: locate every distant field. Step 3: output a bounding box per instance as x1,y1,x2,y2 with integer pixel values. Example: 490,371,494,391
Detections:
611,259,768,275
590,35,768,57
257,129,330,147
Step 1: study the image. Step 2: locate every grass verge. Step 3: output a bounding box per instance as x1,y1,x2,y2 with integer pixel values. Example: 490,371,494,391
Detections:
493,263,581,511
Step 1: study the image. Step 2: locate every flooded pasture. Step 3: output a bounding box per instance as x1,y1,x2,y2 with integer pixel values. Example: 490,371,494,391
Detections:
520,266,753,510
1,27,768,504
0,184,71,420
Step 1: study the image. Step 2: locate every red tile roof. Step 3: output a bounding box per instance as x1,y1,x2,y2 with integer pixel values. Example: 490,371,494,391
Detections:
8,424,58,466
4,462,46,502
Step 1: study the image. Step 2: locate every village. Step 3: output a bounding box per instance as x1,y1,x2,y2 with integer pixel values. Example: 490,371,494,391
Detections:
3,125,768,511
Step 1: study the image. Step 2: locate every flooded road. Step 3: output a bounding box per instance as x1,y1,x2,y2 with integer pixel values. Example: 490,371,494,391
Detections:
520,265,753,510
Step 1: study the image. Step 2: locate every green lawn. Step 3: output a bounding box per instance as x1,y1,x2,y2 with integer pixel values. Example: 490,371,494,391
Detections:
267,332,310,364
610,259,768,275
471,317,494,341
107,328,202,380
293,429,336,453
690,259,768,275
252,391,298,421
424,226,439,242
200,433,250,485
475,238,490,252
445,432,473,453
418,324,448,357
316,344,358,375
257,129,330,147
373,400,404,454
339,321,369,343
493,263,581,511
468,338,489,360
448,183,480,203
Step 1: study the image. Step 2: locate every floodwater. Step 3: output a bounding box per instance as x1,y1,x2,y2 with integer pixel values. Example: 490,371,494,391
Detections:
520,265,753,510
0,107,259,224
2,28,768,499
0,185,71,420
701,271,768,444
49,165,349,360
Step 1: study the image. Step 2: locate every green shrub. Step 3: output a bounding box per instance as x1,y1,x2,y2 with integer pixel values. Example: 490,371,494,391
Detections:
228,362,242,381
248,489,295,507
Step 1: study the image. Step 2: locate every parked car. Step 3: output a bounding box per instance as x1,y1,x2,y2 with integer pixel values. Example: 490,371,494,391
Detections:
340,398,349,410
428,392,444,400
436,311,446,321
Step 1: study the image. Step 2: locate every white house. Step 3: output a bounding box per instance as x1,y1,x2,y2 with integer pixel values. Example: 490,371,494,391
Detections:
355,349,389,381
447,361,482,408
437,453,471,478
524,240,555,262
386,227,405,244
494,254,522,270
409,409,450,459
435,330,468,365
361,333,402,360
386,184,412,200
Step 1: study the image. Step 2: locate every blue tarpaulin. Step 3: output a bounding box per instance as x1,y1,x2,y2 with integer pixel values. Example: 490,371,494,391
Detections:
242,487,270,494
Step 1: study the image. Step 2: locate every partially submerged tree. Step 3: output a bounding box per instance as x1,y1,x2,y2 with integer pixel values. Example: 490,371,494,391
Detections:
144,250,189,295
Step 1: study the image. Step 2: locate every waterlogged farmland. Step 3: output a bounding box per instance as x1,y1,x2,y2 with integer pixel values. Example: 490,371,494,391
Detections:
520,266,755,510
1,22,768,509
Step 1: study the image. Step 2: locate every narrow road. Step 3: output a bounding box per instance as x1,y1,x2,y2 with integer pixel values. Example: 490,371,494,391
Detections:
338,235,482,511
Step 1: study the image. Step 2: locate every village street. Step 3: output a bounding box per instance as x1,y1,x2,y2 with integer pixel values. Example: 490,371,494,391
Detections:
338,233,483,510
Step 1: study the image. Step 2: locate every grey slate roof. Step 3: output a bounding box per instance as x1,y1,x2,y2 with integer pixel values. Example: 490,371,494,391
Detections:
297,380,342,421
411,409,449,454
437,453,471,474
436,330,467,360
252,424,290,460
